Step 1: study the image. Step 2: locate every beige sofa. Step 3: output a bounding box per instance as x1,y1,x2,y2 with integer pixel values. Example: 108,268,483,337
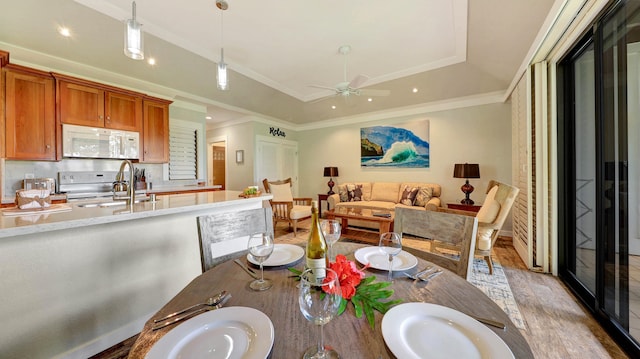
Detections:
327,182,442,229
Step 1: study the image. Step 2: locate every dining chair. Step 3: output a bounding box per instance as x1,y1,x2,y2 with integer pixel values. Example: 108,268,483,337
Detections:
196,207,274,272
262,177,312,237
434,180,519,274
394,206,478,279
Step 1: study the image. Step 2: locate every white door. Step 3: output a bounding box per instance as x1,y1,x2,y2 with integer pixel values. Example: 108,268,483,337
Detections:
256,136,299,195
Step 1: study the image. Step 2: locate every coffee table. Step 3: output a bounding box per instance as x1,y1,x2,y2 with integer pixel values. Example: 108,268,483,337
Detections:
325,207,394,244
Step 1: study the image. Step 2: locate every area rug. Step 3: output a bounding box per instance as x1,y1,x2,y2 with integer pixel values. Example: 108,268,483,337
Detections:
275,224,527,330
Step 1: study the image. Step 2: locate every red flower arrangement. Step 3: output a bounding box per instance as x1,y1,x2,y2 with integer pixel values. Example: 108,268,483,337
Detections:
290,254,401,329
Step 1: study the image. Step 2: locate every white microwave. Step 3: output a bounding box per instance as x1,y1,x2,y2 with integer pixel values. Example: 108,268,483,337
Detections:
62,124,140,159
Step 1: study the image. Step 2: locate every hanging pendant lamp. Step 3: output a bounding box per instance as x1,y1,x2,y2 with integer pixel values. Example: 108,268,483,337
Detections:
124,1,144,60
216,0,229,90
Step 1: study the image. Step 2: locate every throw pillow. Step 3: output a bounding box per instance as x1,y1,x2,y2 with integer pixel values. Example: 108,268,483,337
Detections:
269,183,293,202
476,185,501,251
413,186,433,207
338,184,350,202
399,186,419,206
347,184,363,202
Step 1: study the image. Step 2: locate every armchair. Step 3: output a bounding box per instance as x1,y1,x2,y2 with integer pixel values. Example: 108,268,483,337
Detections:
434,180,519,274
262,178,312,237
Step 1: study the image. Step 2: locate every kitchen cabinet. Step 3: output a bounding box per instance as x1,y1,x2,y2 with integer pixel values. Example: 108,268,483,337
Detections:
54,74,143,132
141,97,172,163
3,64,56,160
0,50,8,158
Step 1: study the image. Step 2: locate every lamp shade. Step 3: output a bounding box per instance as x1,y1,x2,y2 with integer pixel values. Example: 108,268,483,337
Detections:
323,167,339,177
453,163,480,179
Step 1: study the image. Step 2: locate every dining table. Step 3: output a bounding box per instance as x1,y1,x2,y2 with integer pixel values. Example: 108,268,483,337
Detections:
127,241,533,358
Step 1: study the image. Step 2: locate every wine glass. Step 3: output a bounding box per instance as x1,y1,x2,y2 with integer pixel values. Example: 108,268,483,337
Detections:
299,268,341,359
379,232,402,281
320,219,341,261
247,232,274,291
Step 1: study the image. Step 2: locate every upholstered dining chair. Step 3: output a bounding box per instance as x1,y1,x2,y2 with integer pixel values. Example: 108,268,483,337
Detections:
434,180,520,274
196,207,274,273
262,178,312,237
394,207,478,279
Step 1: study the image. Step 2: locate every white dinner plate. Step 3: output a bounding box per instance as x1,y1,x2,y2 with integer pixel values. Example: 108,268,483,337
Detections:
381,303,514,359
354,246,418,271
146,306,274,359
247,243,304,266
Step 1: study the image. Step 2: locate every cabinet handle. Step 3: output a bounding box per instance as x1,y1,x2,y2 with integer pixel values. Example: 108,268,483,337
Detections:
99,115,103,119
46,144,51,149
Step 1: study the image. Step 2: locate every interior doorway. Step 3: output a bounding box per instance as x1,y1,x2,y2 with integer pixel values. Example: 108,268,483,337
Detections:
210,141,226,189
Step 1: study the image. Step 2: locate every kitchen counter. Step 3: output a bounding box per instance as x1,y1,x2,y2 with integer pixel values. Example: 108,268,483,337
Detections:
0,190,269,239
0,190,273,359
145,184,222,194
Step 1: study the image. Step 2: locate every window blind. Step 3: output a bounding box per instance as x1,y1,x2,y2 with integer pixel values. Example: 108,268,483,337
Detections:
169,124,197,180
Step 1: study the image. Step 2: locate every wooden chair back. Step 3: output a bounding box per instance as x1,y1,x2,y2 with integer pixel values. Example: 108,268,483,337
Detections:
196,207,274,273
394,207,478,279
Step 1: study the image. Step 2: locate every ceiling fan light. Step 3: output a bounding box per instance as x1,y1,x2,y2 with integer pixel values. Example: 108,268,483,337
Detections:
124,2,144,60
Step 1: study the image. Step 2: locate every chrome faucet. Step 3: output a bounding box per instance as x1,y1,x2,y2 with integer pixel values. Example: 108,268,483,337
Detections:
114,159,135,204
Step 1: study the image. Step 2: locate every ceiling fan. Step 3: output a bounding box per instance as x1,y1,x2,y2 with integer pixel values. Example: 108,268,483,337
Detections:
309,45,390,102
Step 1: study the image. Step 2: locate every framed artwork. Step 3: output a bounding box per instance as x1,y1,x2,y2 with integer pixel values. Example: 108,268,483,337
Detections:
360,120,430,168
236,150,244,164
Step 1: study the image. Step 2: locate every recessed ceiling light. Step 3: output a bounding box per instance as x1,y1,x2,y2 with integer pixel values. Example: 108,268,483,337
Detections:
331,105,336,109
147,58,156,65
205,116,212,120
412,88,418,93
368,98,373,102
58,27,71,37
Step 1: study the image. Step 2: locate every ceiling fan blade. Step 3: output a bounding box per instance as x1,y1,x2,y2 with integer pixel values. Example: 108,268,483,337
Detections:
348,74,369,89
358,89,391,97
309,84,338,91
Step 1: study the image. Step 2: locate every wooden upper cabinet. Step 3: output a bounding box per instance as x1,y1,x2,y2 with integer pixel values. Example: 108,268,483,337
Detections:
58,80,105,127
106,91,142,132
4,65,56,160
141,98,171,163
54,73,143,132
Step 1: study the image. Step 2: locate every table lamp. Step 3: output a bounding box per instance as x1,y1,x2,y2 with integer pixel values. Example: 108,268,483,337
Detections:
453,163,480,205
323,167,339,194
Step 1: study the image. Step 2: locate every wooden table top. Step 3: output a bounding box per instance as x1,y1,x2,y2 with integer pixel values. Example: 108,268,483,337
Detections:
326,207,394,222
128,242,533,358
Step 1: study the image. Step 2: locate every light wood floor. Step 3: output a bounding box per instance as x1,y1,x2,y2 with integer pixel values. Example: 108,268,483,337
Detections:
491,239,629,358
92,225,631,359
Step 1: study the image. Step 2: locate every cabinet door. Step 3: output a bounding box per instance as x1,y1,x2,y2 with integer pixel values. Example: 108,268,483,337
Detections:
59,81,105,127
105,91,142,132
5,68,56,160
141,100,169,163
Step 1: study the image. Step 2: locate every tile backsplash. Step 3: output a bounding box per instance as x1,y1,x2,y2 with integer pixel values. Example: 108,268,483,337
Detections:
1,159,166,199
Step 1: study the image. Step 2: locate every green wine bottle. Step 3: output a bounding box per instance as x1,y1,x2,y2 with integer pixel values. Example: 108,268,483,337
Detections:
306,201,328,280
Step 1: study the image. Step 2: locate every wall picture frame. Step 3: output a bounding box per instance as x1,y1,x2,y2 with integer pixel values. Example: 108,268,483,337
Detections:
360,120,430,168
236,150,244,164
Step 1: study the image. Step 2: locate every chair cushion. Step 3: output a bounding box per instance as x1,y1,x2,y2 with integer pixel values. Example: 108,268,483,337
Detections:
290,205,312,220
413,186,433,207
399,185,419,206
476,185,501,250
270,183,293,202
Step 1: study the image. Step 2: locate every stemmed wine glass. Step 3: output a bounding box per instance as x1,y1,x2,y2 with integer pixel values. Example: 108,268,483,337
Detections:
379,232,402,281
299,268,341,359
320,219,341,261
247,232,274,291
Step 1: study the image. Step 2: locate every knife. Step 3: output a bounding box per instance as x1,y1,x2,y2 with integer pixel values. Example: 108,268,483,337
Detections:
467,314,507,330
234,258,259,279
152,293,232,331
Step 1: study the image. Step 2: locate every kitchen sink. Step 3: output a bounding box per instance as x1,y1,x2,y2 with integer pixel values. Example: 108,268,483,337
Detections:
76,197,154,208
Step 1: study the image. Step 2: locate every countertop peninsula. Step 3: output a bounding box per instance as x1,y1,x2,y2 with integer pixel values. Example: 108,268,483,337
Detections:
0,190,271,239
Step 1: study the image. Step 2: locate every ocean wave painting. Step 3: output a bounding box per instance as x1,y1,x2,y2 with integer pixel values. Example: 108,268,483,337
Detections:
360,121,429,168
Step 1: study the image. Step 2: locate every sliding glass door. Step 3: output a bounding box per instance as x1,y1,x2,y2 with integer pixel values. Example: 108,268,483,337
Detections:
558,0,640,355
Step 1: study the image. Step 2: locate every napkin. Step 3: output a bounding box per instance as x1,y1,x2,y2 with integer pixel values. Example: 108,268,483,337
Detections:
15,189,51,209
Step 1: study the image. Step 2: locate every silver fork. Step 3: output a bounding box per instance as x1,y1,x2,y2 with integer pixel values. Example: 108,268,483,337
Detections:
153,290,227,323
152,293,232,331
404,269,443,282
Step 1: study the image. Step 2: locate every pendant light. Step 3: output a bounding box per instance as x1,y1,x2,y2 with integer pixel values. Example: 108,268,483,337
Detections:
216,0,229,90
124,1,144,60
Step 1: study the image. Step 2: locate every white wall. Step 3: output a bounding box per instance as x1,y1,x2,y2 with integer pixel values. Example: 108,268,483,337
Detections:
296,102,513,229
